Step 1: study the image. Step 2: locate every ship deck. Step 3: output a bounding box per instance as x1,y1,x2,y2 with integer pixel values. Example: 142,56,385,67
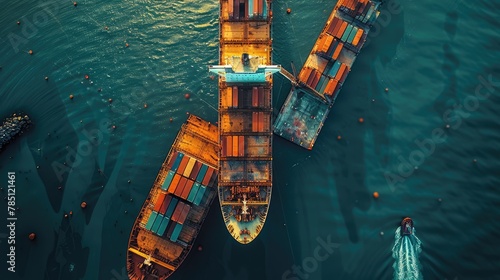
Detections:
216,0,274,244
127,115,219,280
274,0,380,149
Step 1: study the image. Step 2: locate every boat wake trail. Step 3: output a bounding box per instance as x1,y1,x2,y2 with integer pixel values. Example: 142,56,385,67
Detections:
392,227,423,280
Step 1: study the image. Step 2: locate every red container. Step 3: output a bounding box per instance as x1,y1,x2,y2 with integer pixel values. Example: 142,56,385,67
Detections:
171,202,185,222
175,177,188,197
258,87,265,107
336,22,348,39
202,168,214,186
238,136,244,156
232,135,238,156
227,136,233,156
166,151,178,169
181,180,194,199
252,87,259,107
189,161,202,180
177,156,190,175
168,174,181,193
178,204,191,224
153,192,166,212
159,195,172,215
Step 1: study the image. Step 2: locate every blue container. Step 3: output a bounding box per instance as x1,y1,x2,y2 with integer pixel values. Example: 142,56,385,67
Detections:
145,211,158,231
341,24,354,42
151,213,164,234
187,182,201,202
319,75,330,94
316,75,327,92
157,216,170,236
248,0,254,17
162,170,175,191
193,185,207,206
171,152,184,172
328,61,342,78
348,27,358,44
165,197,179,219
170,223,184,242
196,165,208,183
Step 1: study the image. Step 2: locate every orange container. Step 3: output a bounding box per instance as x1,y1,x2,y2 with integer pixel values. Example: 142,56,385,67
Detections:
352,29,364,46
153,192,166,212
322,35,334,53
324,79,338,96
168,174,181,193
227,136,233,156
334,64,347,81
238,136,244,156
202,168,214,186
225,86,233,107
221,136,227,157
175,177,188,197
333,42,344,60
336,22,348,39
177,156,190,175
181,180,194,199
232,88,239,107
232,135,238,156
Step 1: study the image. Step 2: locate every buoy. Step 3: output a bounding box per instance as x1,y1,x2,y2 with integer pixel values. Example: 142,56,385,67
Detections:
124,210,127,214
98,88,102,92
73,2,77,7
58,186,62,190
127,180,131,184
286,8,291,14
104,26,109,30
184,93,190,99
380,231,384,236
197,245,203,251
125,43,129,48
112,125,116,129
44,76,49,81
17,21,21,25
473,158,477,163
445,124,450,129
80,201,87,208
29,233,36,240
385,88,389,92
28,50,33,55
143,103,148,108
372,99,375,102
169,118,173,123
69,211,73,216
337,135,342,140
64,214,68,218
373,192,379,199
36,165,39,169
108,98,113,103
358,117,364,123
85,74,89,79
69,94,74,100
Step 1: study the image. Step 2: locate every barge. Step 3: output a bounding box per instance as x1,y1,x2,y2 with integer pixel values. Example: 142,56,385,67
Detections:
126,114,219,279
209,0,279,244
274,0,381,149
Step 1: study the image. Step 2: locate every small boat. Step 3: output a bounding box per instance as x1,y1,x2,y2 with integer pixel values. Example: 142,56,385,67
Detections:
401,217,414,236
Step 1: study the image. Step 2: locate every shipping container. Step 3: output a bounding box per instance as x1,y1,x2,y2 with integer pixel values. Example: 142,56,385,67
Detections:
252,87,259,107
332,42,344,60
341,24,354,42
171,202,185,223
225,86,232,107
316,75,327,92
193,185,207,206
238,136,245,156
159,195,172,215
339,65,350,84
348,27,358,44
228,0,234,17
335,64,347,81
208,168,218,186
187,182,201,202
322,35,334,54
328,61,342,78
178,204,191,225
162,170,176,191
263,0,268,17
183,158,196,178
258,87,265,107
151,213,164,234
166,221,176,239
335,22,348,39
327,17,339,35
310,70,321,89
166,151,178,169
325,79,338,96
202,168,214,186
352,29,364,46
157,215,170,237
174,177,188,197
171,152,184,172
153,192,166,213
165,197,178,219
232,135,238,156
170,223,183,242
232,87,239,107
196,165,208,183
177,156,190,175
319,74,330,94
248,0,254,17
221,136,227,157
189,161,202,181
327,40,338,58
181,180,194,199
145,211,158,231
167,174,181,194
331,19,344,39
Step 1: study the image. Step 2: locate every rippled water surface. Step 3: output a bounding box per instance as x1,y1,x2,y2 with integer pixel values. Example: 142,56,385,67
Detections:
1,0,499,279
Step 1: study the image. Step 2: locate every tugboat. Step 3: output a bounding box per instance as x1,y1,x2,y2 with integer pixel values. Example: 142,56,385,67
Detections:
401,217,414,236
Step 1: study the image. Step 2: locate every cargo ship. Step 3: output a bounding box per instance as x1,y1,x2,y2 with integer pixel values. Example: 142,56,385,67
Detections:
126,114,219,279
209,0,279,244
274,0,381,149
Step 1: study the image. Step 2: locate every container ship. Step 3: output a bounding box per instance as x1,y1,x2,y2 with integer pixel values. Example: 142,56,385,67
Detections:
274,0,381,149
126,114,219,279
209,0,279,244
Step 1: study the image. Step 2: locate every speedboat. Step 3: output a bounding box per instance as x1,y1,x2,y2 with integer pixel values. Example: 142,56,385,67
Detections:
401,217,413,235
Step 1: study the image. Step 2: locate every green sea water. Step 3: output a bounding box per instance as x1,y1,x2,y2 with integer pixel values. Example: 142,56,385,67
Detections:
0,0,499,279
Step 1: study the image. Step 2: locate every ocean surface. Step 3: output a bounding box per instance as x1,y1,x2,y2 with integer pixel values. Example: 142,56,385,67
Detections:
1,0,499,279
